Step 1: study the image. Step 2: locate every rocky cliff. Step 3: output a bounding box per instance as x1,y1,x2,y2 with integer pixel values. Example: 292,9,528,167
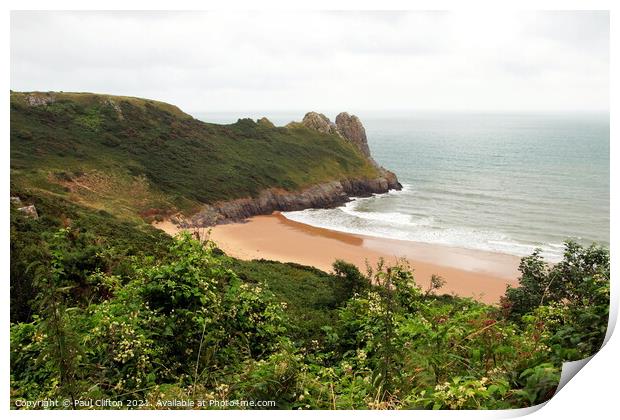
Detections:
183,111,402,227
301,112,339,136
334,112,371,158
299,111,372,158
182,175,401,227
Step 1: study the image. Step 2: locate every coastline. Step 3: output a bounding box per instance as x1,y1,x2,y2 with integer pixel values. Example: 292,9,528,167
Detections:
154,212,521,305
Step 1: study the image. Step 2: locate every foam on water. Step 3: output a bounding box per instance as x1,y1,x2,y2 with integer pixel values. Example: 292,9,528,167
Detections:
281,113,608,263
283,198,566,262
203,112,608,263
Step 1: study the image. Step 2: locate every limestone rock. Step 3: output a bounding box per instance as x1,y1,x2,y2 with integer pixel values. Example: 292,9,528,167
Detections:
17,205,39,219
381,169,402,190
300,111,374,159
186,176,402,227
335,112,371,158
104,98,124,120
301,112,339,136
10,196,23,206
26,93,56,107
257,117,275,128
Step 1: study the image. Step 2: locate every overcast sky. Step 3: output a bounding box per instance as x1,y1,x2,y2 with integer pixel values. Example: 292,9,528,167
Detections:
10,11,609,113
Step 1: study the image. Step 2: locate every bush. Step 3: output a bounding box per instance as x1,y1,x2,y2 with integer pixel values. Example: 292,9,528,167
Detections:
9,212,609,409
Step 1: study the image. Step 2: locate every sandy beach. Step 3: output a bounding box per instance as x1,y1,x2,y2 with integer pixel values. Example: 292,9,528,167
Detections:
154,213,521,304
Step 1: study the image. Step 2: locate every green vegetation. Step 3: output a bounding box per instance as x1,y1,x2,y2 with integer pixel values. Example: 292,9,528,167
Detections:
10,91,609,409
11,91,380,220
10,195,609,409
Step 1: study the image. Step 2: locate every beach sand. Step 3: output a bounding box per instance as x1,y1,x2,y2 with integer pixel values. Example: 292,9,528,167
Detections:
154,213,521,305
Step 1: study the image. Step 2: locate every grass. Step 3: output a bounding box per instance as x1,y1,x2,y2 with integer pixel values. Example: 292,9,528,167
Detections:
11,91,381,221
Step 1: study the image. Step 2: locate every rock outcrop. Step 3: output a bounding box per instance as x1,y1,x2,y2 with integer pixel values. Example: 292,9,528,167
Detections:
11,195,39,219
257,117,275,128
183,176,401,227
104,98,124,120
25,93,56,107
301,112,339,136
302,110,400,186
17,205,39,219
301,110,373,160
335,112,371,158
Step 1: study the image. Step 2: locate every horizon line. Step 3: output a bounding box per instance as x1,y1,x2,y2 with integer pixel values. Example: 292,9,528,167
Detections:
187,109,610,115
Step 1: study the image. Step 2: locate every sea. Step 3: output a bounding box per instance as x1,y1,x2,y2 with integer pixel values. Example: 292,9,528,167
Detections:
195,111,610,262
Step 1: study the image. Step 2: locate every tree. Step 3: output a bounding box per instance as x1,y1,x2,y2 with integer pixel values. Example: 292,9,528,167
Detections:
504,240,609,320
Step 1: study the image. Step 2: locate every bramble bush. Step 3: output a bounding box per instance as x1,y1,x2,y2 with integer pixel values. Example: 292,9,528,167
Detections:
10,220,609,409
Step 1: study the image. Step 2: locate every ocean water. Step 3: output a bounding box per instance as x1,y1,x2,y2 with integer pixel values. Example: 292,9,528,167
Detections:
197,112,610,262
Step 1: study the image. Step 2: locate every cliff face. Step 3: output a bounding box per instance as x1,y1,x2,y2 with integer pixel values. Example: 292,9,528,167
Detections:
301,112,339,136
300,111,372,158
183,175,401,227
183,111,402,227
334,112,371,158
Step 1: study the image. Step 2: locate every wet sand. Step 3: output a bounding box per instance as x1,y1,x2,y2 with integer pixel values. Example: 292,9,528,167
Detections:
154,213,521,304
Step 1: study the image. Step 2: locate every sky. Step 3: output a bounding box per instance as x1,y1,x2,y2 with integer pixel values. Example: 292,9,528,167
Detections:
10,11,609,113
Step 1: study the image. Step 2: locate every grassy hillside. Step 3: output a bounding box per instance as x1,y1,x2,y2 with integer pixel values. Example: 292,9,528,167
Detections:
10,91,380,221
9,91,609,410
